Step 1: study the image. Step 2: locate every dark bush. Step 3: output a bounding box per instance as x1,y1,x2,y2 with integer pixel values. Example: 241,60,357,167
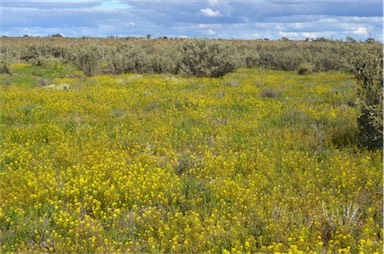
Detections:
0,63,11,75
260,89,281,98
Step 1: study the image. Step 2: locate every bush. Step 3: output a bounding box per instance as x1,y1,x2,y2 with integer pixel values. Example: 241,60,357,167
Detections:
0,63,11,75
260,89,281,98
109,44,152,74
350,43,383,149
297,63,313,75
178,39,241,78
150,45,180,74
274,49,304,71
74,46,103,76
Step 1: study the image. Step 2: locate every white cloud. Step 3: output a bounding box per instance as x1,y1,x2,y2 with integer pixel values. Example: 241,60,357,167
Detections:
200,7,223,17
278,31,327,39
318,18,339,23
278,31,298,38
206,29,216,35
209,0,220,5
301,32,317,38
1,0,383,41
352,26,369,36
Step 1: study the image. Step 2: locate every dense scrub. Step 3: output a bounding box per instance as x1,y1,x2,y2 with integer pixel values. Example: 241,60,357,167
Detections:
1,37,380,77
0,64,382,253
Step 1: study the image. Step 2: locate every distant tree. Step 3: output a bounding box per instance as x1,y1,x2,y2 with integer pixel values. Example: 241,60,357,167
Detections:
281,37,289,41
313,37,330,42
146,34,152,39
346,36,357,43
51,33,63,37
365,37,376,43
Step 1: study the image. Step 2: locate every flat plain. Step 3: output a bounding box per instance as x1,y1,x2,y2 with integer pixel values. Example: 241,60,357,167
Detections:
0,63,382,253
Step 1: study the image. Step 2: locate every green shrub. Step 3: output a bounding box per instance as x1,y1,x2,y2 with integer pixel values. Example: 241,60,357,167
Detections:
109,44,152,74
0,63,11,75
0,47,14,75
297,63,313,75
74,46,103,76
274,49,304,71
150,45,180,74
238,46,260,68
178,39,241,78
350,43,383,149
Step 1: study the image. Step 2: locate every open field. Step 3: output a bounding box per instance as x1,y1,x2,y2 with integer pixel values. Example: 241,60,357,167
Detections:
0,63,382,253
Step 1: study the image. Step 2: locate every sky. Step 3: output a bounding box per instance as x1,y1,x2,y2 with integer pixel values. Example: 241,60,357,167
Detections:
1,0,383,41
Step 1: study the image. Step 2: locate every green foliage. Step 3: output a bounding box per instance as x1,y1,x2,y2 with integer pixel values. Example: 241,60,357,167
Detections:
0,47,14,75
0,63,75,87
0,37,381,79
179,40,241,78
297,63,313,75
73,46,103,77
109,43,152,74
150,45,180,74
272,48,304,71
350,43,383,149
0,63,11,75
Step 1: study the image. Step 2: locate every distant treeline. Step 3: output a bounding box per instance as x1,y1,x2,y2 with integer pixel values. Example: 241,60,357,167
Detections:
0,37,382,77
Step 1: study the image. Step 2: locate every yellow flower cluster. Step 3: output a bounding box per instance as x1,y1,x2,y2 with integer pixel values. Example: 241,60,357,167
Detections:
0,67,382,252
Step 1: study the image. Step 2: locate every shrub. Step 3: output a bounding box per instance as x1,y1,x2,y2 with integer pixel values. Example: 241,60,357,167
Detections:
31,55,62,67
350,43,383,149
238,46,260,68
150,45,180,74
74,46,103,76
0,63,11,75
34,78,51,87
178,39,241,78
297,63,313,75
0,48,13,75
274,49,304,71
260,89,281,98
109,44,152,74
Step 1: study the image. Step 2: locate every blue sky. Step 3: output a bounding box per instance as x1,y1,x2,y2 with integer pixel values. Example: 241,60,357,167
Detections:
1,0,383,41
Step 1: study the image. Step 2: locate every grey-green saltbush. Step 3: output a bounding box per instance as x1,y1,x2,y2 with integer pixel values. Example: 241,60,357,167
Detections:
110,44,152,74
179,39,241,78
74,46,103,77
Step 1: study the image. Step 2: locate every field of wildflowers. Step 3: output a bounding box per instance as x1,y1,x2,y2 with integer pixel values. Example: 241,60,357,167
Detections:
0,64,382,253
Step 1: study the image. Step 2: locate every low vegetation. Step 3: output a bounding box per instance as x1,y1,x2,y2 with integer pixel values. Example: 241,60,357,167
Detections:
0,61,382,252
